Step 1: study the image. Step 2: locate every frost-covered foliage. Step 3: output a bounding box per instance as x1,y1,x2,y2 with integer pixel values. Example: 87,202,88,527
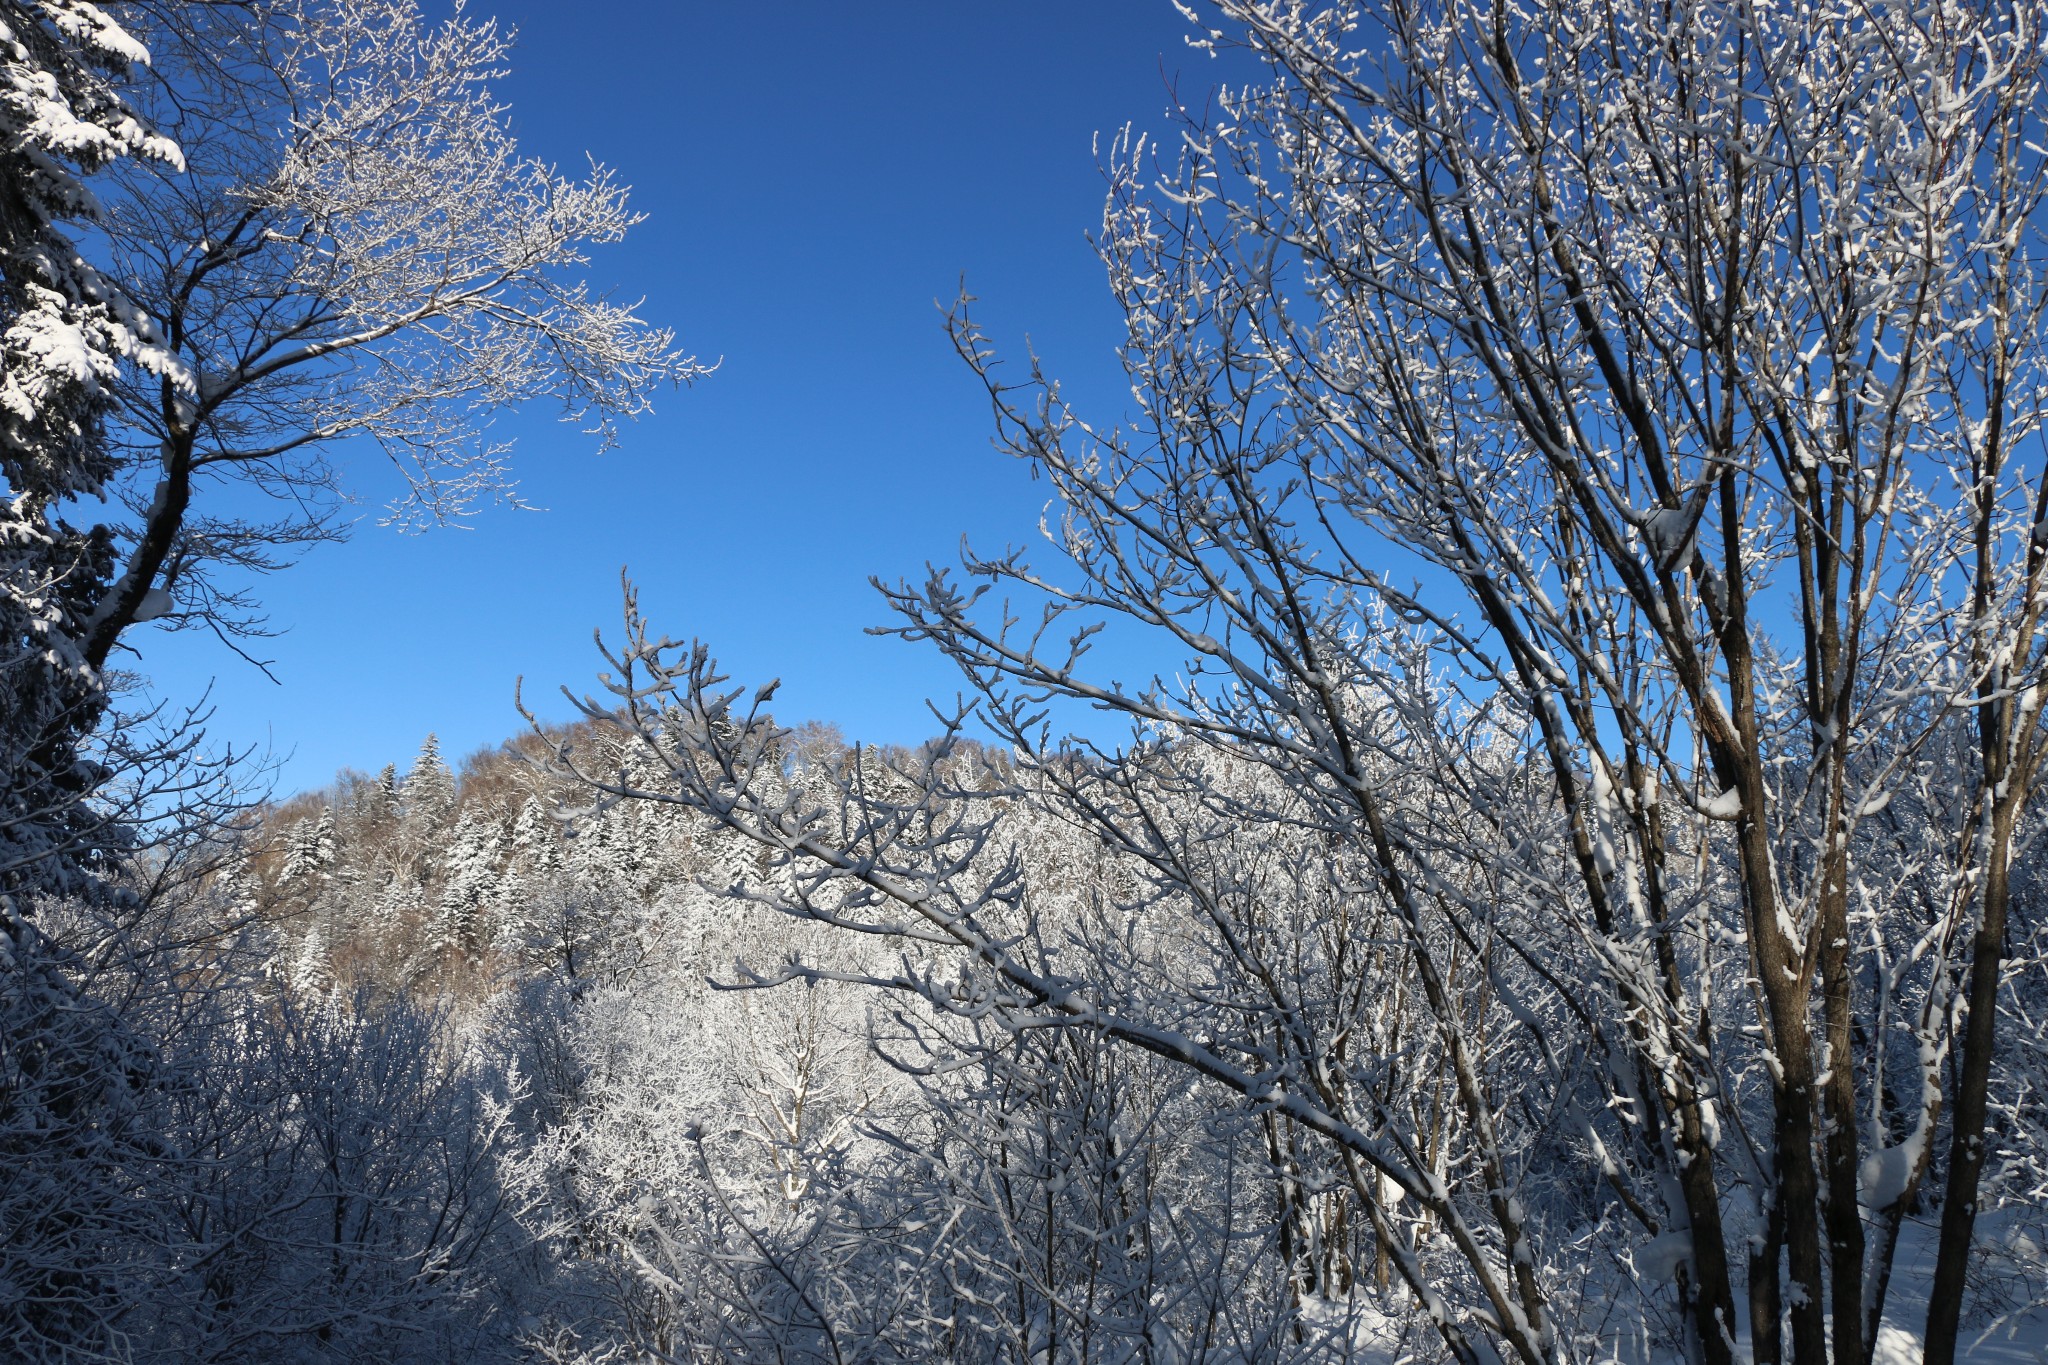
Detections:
0,0,177,905
0,2,696,1358
136,984,528,1363
223,723,1431,1361
0,820,536,1363
0,928,159,1359
77,0,704,666
0,0,175,472
204,680,2048,1364
547,1,2048,1363
17,0,2048,1361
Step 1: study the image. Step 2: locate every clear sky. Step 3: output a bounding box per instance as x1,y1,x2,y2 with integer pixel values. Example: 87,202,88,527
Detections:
133,1,1212,793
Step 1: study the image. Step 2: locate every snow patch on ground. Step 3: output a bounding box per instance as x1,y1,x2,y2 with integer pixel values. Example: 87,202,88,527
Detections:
1859,1215,2048,1365
1296,1214,2048,1364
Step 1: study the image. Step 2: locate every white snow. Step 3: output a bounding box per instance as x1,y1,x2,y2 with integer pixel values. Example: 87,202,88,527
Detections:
1636,1230,1692,1281
1702,786,1744,820
1864,1215,2048,1365
1643,504,1702,566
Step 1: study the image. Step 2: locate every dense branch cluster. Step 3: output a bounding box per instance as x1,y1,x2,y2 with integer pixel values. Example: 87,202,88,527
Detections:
0,2,695,1359
547,1,2048,1362
4,0,2048,1362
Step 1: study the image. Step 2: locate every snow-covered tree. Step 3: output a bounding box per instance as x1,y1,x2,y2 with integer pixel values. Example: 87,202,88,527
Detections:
278,805,334,886
0,11,184,1353
0,0,180,906
286,917,328,995
70,0,703,667
402,732,455,830
511,796,562,876
439,809,505,963
556,2,2048,1362
136,983,531,1362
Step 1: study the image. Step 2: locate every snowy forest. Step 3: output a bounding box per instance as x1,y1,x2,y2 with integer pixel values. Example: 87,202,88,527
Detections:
4,0,2048,1362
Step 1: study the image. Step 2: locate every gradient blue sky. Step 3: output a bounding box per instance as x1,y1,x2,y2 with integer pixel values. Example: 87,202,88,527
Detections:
135,1,1212,793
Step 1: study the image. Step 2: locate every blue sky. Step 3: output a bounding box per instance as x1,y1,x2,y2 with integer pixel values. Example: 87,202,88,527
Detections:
134,2,1211,793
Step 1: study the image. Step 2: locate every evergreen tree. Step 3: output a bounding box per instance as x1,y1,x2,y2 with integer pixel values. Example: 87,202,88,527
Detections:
438,812,502,963
287,921,329,998
312,806,336,869
0,1,179,912
510,797,561,877
0,20,184,1347
401,734,455,830
280,814,326,887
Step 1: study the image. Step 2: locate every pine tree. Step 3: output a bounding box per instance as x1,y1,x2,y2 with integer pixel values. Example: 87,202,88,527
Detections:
0,1,180,912
0,5,178,1293
511,797,561,876
280,821,317,886
438,812,505,964
287,921,329,998
312,805,336,868
401,734,455,830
